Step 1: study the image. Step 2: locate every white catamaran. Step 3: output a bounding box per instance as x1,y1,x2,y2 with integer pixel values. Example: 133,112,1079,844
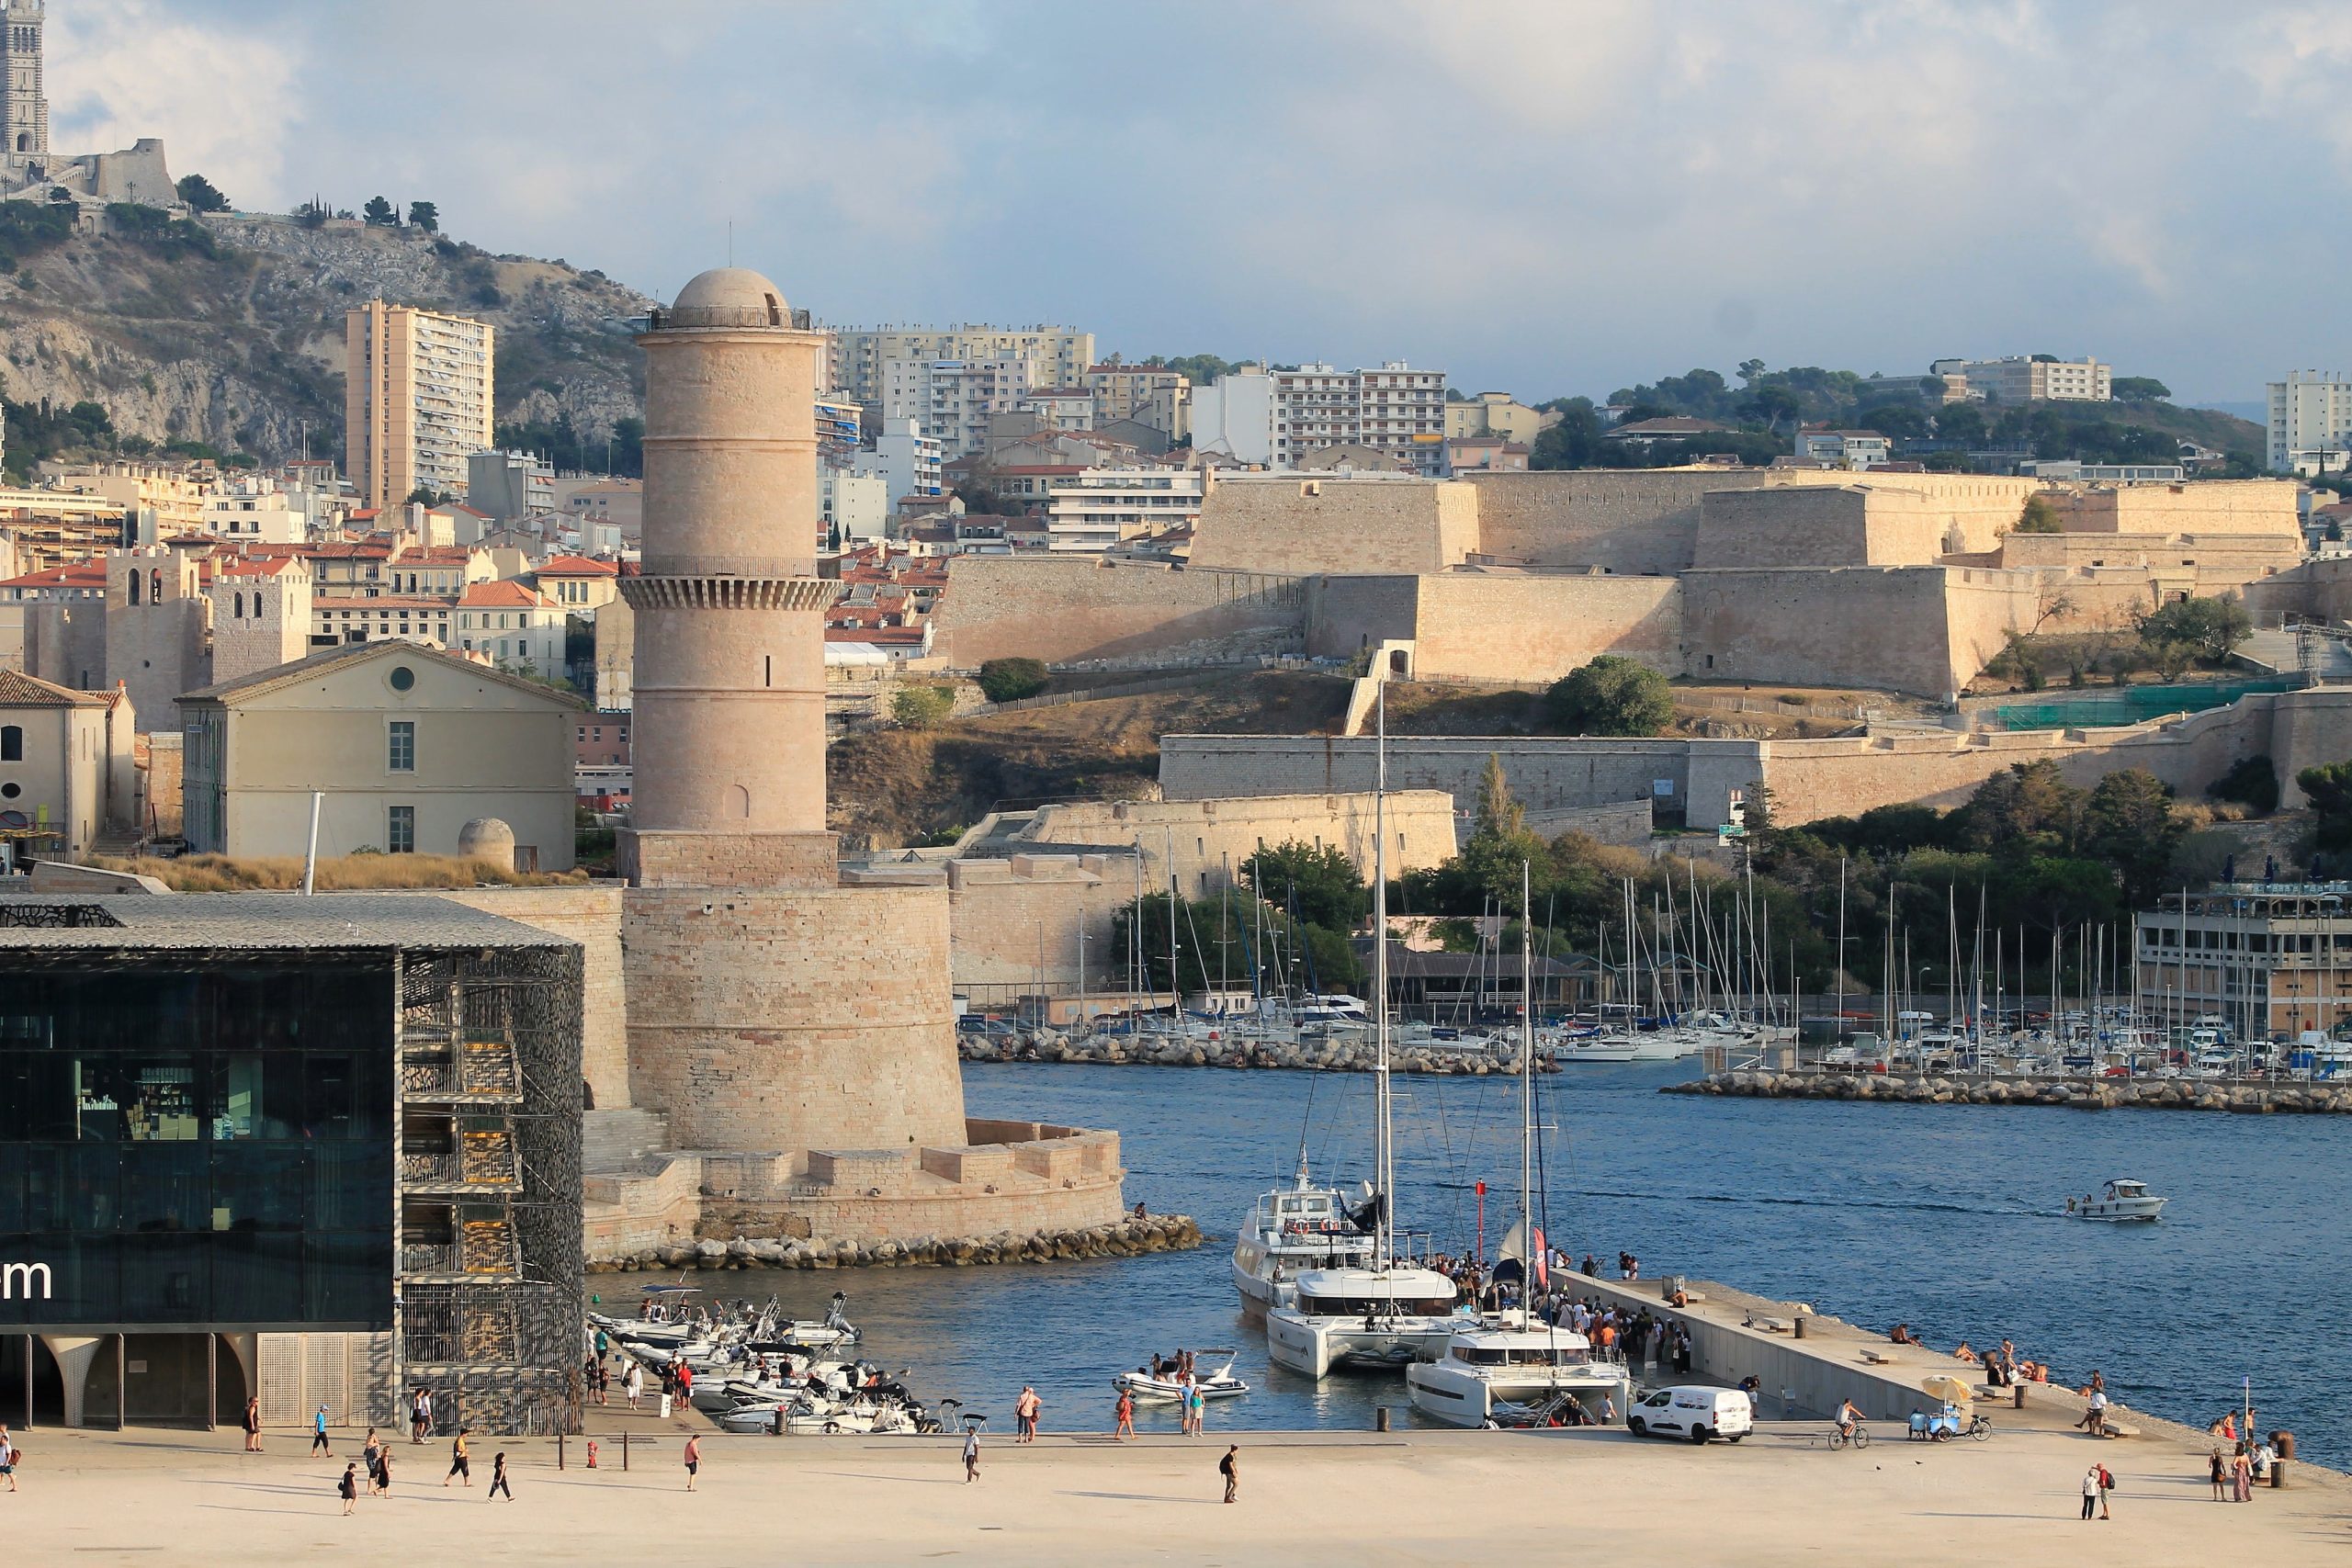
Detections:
1263,684,1462,1379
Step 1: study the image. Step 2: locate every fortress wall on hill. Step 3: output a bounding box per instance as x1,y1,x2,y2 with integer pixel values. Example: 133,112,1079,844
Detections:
1461,469,1750,570
1681,567,2037,698
928,556,1303,667
1188,477,1476,575
1406,572,1683,681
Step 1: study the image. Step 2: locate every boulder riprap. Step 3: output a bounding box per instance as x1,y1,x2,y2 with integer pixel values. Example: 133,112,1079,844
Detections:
1664,1070,2352,1115
959,1026,1555,1076
587,1213,1204,1273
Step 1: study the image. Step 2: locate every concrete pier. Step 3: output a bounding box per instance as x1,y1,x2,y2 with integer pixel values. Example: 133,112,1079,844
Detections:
1670,1066,2352,1113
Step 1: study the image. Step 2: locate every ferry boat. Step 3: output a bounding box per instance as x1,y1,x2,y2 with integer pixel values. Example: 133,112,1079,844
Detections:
2066,1179,2166,1222
1403,1311,1631,1427
1231,1162,1378,1314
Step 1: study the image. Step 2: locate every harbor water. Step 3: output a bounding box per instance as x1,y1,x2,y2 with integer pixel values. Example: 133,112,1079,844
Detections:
646,1061,2339,1461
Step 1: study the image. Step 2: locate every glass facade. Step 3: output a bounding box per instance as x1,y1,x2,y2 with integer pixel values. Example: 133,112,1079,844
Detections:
0,960,394,1329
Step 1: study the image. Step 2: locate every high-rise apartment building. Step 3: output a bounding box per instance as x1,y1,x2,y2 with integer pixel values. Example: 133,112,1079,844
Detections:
1928,355,2111,404
345,300,495,510
1193,362,1448,474
826,324,1094,407
1,1,46,161
1083,364,1191,435
2267,370,2352,474
881,356,1034,458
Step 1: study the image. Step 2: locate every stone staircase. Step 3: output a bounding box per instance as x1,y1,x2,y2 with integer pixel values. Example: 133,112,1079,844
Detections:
582,1108,672,1173
88,828,141,861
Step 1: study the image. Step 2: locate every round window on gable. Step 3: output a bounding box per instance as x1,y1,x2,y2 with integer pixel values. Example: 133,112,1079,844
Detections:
389,665,416,692
1,784,20,800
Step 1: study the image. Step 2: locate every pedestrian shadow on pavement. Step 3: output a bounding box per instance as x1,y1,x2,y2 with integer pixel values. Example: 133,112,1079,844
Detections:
1062,1490,1221,1505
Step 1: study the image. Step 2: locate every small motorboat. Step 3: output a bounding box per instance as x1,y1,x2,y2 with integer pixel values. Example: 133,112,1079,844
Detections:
1115,1348,1250,1401
2066,1179,2166,1222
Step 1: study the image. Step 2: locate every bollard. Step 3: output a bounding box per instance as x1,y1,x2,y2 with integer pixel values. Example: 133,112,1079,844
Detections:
558,1432,565,1471
586,1439,599,1470
1792,1316,1806,1340
2271,1461,2287,1489
1374,1406,1390,1433
773,1406,784,1437
2274,1430,2296,1461
2013,1386,2026,1410
622,1430,630,1471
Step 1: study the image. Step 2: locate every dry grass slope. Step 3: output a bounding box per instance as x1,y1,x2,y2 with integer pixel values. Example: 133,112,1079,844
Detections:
95,852,586,892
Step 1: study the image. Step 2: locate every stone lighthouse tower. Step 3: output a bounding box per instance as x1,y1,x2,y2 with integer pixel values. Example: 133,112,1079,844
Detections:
618,267,968,1156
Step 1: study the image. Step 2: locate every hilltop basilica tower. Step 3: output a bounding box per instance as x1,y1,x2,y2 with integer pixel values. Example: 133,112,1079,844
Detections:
1,2,45,161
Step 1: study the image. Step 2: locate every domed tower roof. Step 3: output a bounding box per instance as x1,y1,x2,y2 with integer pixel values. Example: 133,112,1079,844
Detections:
658,267,790,329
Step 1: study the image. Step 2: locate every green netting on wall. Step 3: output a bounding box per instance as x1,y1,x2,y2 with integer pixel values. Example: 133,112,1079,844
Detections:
1993,677,2301,731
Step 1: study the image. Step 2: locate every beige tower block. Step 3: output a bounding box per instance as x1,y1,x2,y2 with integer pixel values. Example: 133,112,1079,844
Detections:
623,884,968,1154
622,266,839,889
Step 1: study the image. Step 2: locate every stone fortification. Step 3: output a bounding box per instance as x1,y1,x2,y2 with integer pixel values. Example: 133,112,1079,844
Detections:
1005,788,1459,887
1160,684,2352,829
1188,474,1478,575
2050,478,2299,536
928,554,1301,668
1690,478,2039,570
1681,566,2035,698
1462,468,1754,570
2245,555,2352,625
1310,571,1683,679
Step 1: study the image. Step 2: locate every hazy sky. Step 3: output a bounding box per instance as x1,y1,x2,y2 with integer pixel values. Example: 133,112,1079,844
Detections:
47,1,2348,405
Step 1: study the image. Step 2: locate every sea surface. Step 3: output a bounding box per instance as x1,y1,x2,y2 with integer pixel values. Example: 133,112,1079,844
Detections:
641,1062,2337,1461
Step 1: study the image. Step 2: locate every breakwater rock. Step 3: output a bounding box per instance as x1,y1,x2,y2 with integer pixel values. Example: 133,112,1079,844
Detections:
1668,1068,2352,1114
959,1027,1555,1075
586,1214,1205,1274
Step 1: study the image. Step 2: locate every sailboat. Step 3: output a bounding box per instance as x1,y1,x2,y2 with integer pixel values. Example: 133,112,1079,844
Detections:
1263,683,1462,1379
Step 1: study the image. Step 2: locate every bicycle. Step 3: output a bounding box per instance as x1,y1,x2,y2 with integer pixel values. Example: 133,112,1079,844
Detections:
1828,1420,1871,1450
1966,1413,1992,1441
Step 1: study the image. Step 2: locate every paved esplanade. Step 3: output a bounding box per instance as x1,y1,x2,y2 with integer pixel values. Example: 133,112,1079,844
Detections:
7,1417,2345,1566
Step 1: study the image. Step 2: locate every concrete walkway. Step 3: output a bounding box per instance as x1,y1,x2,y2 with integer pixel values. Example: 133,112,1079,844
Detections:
2,1415,2344,1566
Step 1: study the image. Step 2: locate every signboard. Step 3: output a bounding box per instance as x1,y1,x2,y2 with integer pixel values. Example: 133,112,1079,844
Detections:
1652,779,1675,797
0,1261,53,1301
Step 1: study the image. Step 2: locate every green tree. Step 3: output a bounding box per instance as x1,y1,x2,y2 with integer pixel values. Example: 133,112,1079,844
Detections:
362,195,396,226
1454,755,1546,909
2138,595,2252,663
175,174,229,212
2208,755,2279,815
403,485,450,506
407,200,439,232
1933,401,1988,444
890,684,955,728
2082,769,2183,906
1239,840,1369,932
1528,400,1602,469
2300,761,2352,851
2110,377,2171,402
2015,494,2062,534
1953,760,2083,853
976,657,1048,703
1543,655,1673,737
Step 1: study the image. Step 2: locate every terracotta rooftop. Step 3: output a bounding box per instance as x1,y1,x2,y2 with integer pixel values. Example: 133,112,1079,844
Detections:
457,581,555,610
0,668,109,707
537,555,618,577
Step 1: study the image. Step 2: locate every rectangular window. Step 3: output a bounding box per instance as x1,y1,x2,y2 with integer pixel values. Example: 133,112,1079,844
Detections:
387,806,415,854
387,721,414,773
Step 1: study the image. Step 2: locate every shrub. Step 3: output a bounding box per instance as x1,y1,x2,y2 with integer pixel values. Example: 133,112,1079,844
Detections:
977,657,1048,703
1543,655,1673,737
890,684,955,728
2015,495,2062,534
2138,595,2252,662
2207,755,2279,816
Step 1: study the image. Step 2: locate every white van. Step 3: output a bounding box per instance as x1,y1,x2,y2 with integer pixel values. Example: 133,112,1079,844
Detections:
1626,1385,1753,1443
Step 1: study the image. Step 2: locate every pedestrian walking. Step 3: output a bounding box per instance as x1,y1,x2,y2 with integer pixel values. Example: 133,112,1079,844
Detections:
684,1433,701,1493
445,1427,471,1487
2080,1464,2100,1521
2209,1448,2226,1501
488,1451,513,1502
374,1448,394,1496
311,1404,334,1457
2233,1447,2253,1501
2097,1462,2113,1520
626,1360,644,1412
0,1424,17,1492
1218,1444,1238,1505
361,1430,382,1495
337,1462,358,1516
962,1425,980,1483
1114,1388,1135,1440
243,1395,263,1452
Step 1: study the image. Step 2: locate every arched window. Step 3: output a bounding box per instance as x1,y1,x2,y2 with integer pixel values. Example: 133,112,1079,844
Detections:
1,726,21,762
126,571,141,606
150,570,163,604
233,592,244,619
14,135,26,154
729,784,752,818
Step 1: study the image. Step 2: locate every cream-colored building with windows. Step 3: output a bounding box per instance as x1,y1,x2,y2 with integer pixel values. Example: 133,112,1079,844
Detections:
0,669,134,859
345,300,496,510
453,579,568,677
826,323,1094,406
1444,391,1544,446
176,640,579,869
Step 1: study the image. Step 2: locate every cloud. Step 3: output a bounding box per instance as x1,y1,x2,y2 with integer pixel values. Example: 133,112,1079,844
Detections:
22,0,2343,400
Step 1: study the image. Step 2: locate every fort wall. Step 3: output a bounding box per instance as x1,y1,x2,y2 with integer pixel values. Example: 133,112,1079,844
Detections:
1189,476,1476,575
928,555,1303,668
1679,567,2036,697
1406,572,1684,682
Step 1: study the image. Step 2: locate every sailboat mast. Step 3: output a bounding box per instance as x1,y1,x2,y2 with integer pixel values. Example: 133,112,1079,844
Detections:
1520,858,1533,1296
1374,682,1393,1268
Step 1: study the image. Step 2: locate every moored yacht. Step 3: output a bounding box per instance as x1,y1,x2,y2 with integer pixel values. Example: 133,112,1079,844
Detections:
1231,1162,1379,1314
1404,1311,1631,1427
1262,1262,1464,1378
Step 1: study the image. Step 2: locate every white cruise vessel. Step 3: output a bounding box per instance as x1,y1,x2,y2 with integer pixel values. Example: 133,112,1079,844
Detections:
1404,1311,1631,1427
1231,1162,1378,1315
1262,1262,1464,1377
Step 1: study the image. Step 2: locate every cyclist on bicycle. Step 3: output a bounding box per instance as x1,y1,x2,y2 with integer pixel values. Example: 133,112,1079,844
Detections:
1835,1398,1864,1440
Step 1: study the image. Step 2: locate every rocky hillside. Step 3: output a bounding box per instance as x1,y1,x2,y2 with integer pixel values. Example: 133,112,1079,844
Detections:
0,213,652,466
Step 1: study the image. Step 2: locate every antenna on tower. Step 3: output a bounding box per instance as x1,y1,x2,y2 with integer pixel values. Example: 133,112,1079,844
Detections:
727,219,734,268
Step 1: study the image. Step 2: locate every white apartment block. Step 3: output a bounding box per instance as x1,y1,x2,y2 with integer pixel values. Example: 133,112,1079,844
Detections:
872,417,944,509
2268,370,2352,475
202,482,306,544
1191,368,1275,465
827,324,1095,406
1045,466,1206,553
820,469,890,542
1191,362,1449,473
882,357,1035,458
1929,355,2111,404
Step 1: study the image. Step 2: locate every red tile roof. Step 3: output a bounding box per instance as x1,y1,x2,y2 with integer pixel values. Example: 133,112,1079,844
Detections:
537,555,618,577
457,581,555,610
0,563,107,589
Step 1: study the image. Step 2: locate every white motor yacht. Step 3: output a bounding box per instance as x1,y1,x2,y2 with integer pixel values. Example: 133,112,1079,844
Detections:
1231,1163,1378,1314
2066,1179,2166,1222
1404,1312,1631,1427
1262,1264,1464,1378
1549,1032,1642,1064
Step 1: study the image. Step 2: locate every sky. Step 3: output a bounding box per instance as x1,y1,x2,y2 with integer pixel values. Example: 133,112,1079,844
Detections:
42,0,2352,407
